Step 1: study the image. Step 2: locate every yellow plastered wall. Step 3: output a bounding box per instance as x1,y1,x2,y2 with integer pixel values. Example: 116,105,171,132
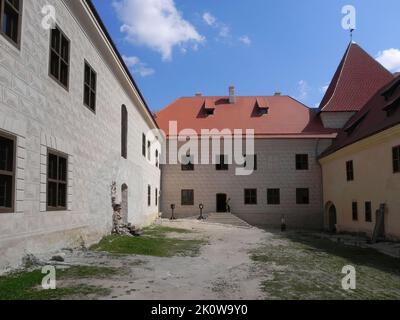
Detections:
319,125,400,240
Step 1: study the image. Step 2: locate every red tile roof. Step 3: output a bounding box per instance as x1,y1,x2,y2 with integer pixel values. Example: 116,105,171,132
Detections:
320,42,394,112
320,75,400,158
156,96,337,137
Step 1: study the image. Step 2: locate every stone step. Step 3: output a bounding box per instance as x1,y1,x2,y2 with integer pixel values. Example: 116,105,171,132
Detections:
204,213,252,228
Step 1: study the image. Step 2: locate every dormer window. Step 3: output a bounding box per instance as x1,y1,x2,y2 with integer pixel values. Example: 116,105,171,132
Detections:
258,108,268,116
345,111,369,136
205,108,214,116
254,98,269,116
383,95,400,117
381,77,400,101
203,98,215,117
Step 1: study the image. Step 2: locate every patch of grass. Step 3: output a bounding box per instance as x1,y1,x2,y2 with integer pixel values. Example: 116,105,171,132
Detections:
91,235,205,257
142,225,193,237
251,233,400,300
0,266,116,300
91,225,204,257
58,266,119,279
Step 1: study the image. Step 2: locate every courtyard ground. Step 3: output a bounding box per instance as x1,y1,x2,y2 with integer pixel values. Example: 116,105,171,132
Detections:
1,219,399,300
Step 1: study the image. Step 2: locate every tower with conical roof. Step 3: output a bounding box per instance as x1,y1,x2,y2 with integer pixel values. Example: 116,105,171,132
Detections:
319,42,394,129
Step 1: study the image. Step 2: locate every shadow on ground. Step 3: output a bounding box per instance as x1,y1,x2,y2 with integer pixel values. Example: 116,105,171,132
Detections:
252,229,400,300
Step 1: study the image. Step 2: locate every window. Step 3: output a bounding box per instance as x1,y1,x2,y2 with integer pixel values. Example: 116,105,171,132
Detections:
205,109,214,116
296,188,309,204
216,155,228,171
384,97,400,117
267,189,280,205
0,132,15,213
121,105,128,159
365,202,372,222
47,151,67,211
147,141,151,161
244,189,257,205
181,189,194,206
346,160,354,181
352,202,358,221
142,134,146,157
181,154,194,171
49,25,70,89
147,185,151,207
244,154,257,171
83,61,97,112
155,150,159,168
296,154,309,170
155,188,158,206
393,146,400,173
258,108,268,116
0,0,22,47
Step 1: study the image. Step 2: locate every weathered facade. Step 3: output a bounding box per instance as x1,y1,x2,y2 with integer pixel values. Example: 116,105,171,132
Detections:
0,0,161,271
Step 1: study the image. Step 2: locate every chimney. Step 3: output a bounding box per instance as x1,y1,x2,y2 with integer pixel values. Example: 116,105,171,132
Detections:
195,92,202,97
274,91,281,96
229,86,236,104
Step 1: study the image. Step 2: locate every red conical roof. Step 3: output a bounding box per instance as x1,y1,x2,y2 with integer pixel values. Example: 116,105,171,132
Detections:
320,42,394,112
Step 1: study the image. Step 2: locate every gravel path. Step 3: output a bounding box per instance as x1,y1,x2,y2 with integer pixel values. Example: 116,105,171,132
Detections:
56,220,400,300
64,219,267,300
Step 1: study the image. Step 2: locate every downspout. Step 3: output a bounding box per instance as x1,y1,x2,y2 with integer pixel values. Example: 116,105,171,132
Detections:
315,138,325,231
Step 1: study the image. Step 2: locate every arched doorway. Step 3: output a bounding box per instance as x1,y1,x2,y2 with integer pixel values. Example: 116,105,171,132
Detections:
121,184,128,224
326,202,337,233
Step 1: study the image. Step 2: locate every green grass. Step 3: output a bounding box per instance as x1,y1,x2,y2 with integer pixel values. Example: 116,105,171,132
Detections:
0,266,117,300
57,265,119,279
91,225,204,257
142,225,193,236
251,232,400,300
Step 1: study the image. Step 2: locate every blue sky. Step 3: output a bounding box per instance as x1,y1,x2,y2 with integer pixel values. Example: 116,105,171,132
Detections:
92,0,400,111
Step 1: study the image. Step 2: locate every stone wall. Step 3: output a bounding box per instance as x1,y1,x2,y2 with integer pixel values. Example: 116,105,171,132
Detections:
0,0,161,271
161,138,332,229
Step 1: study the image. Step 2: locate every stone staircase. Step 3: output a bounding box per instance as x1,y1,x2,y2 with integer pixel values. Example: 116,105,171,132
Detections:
202,212,252,228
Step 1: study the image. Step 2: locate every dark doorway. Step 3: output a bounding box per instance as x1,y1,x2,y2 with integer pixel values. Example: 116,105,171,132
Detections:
328,204,337,233
216,194,227,213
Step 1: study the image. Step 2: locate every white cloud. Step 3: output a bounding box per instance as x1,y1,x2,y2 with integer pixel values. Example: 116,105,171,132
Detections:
239,36,251,45
202,11,231,40
297,80,310,101
376,48,400,73
218,25,231,38
113,0,204,61
202,12,216,26
123,55,155,77
320,85,329,94
202,12,252,46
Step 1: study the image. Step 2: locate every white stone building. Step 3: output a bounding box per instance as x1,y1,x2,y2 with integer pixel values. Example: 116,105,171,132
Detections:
0,0,161,271
156,93,337,229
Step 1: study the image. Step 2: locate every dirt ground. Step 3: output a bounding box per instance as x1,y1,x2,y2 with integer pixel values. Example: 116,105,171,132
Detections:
24,218,399,300
64,219,267,300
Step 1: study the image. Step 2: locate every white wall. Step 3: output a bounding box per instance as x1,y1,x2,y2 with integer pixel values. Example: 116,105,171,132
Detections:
0,0,161,271
161,138,332,229
320,112,355,129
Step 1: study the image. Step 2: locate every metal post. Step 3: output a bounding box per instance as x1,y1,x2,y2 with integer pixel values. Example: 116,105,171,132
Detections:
281,215,286,232
170,204,176,220
198,204,205,220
